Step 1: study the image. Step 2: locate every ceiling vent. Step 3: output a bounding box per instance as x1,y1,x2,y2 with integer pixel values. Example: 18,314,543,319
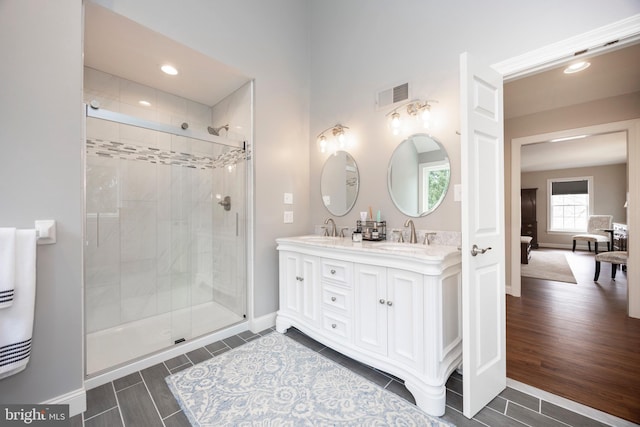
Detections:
376,82,409,110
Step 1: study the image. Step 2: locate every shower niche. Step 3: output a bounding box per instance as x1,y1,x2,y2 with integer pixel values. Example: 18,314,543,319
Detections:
83,67,251,376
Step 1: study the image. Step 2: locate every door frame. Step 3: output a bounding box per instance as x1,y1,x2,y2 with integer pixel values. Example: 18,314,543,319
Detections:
490,14,640,318
509,121,639,317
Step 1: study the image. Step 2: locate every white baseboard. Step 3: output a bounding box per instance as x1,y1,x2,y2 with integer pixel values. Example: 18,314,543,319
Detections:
538,242,605,252
42,387,86,417
249,312,276,333
537,242,573,250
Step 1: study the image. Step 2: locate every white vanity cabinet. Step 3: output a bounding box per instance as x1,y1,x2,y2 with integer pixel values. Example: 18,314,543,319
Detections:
275,236,462,416
354,265,424,373
278,251,320,326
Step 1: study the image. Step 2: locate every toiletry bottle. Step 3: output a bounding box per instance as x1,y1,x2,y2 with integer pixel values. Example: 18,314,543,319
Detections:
372,227,379,240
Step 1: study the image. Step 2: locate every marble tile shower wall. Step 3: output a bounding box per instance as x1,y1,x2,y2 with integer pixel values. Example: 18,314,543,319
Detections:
83,68,248,334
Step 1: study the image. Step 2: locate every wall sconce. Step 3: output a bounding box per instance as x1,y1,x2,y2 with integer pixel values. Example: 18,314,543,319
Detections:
385,99,437,135
317,124,351,154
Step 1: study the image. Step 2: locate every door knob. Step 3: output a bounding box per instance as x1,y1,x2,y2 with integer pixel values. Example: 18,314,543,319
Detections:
470,244,492,256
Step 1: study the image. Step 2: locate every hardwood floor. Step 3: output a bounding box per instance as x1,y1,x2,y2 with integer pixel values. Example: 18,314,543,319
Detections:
507,248,640,424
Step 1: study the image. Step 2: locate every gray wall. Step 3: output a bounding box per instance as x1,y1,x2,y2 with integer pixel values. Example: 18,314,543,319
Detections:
521,164,627,247
1,0,639,406
308,0,640,236
0,0,83,404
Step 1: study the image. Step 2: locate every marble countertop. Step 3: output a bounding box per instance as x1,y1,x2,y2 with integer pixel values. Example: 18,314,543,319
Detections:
276,235,461,262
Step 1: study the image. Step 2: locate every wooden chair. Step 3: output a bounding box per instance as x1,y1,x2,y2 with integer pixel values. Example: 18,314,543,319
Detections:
594,251,627,281
572,215,612,254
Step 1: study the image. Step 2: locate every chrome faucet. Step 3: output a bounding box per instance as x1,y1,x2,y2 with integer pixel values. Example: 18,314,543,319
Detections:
404,219,417,243
324,218,337,237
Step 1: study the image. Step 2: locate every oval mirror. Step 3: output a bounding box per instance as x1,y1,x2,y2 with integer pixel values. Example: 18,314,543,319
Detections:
387,134,450,217
320,151,359,216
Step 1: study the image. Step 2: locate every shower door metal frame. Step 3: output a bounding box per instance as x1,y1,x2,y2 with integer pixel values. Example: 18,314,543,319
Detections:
85,105,244,150
84,103,250,378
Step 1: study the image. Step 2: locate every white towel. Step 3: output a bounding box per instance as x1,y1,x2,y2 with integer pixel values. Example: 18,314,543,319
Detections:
0,228,17,309
0,229,37,380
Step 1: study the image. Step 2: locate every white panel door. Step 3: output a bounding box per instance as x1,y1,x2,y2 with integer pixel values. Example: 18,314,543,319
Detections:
460,52,506,418
280,252,302,314
301,255,320,325
354,264,387,355
387,269,423,371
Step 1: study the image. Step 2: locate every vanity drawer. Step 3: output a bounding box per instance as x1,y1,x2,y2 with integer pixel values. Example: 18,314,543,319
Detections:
322,284,352,316
321,259,352,286
322,312,351,340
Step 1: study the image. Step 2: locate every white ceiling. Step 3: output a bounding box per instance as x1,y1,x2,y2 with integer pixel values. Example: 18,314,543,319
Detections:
505,43,640,120
506,43,640,172
520,132,627,172
84,2,250,107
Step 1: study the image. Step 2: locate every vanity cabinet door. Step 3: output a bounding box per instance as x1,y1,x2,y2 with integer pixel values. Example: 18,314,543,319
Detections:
354,264,387,355
387,269,424,371
279,251,320,325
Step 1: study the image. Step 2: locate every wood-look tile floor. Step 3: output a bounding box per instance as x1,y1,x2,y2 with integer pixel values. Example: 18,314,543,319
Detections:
75,326,615,426
508,248,640,424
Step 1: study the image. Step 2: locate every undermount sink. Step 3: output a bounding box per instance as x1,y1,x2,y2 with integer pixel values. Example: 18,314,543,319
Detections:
297,235,338,243
373,242,426,252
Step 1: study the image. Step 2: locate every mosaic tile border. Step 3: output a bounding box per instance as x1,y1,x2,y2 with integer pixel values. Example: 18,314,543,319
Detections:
86,138,248,170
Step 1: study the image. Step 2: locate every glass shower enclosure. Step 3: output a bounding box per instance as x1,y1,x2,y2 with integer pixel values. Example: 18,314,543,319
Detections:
84,107,247,375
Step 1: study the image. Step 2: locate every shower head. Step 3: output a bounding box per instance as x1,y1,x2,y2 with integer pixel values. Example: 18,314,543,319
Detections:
207,124,229,136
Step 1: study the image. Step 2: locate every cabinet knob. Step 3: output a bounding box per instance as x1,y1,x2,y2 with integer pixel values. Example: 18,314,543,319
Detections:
330,269,336,275
331,323,337,329
295,276,303,282
387,301,393,307
379,299,385,304
331,296,336,302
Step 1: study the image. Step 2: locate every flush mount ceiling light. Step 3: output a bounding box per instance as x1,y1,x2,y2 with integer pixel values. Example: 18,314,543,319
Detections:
385,99,437,135
563,61,590,74
549,134,588,142
138,100,151,107
161,64,178,75
317,124,351,155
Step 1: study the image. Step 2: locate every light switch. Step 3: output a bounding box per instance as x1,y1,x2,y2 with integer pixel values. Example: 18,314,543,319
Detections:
284,193,293,204
454,184,462,202
284,211,294,223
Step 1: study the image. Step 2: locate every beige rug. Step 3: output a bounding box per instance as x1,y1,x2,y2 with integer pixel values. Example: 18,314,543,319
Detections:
521,250,577,284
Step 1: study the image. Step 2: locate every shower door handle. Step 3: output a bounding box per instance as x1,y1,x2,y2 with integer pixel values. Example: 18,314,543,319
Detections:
96,212,100,248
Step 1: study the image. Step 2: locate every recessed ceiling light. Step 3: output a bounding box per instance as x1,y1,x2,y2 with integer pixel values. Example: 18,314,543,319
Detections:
139,100,151,107
550,134,588,143
161,64,178,75
563,61,590,74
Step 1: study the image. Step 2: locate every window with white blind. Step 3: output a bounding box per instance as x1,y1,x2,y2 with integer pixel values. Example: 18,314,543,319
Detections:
547,177,593,232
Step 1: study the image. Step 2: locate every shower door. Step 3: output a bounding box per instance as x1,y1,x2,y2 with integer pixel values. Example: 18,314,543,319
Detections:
84,108,246,375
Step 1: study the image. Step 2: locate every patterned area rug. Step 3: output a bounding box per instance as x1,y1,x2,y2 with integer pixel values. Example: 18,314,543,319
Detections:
521,250,577,284
166,332,451,426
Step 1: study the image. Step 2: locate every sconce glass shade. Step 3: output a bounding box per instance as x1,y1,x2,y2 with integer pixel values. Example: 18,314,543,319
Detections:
318,135,327,153
420,105,431,121
386,99,437,136
391,112,401,128
317,124,351,155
